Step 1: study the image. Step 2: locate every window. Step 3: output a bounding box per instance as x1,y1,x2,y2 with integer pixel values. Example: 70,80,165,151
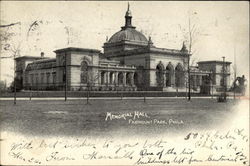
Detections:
175,64,185,87
52,72,56,84
166,63,174,87
81,61,88,84
46,73,50,84
30,74,33,85
156,63,164,87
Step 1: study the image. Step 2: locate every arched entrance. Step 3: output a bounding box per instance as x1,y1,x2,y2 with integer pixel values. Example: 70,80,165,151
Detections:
166,63,174,87
175,63,185,87
156,63,164,87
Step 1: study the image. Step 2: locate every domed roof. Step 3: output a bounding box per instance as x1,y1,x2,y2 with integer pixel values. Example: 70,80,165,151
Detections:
108,28,148,43
107,3,148,44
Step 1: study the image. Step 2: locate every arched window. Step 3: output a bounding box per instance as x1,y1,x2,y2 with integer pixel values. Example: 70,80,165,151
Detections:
166,63,174,87
156,63,164,87
175,64,185,87
81,61,88,84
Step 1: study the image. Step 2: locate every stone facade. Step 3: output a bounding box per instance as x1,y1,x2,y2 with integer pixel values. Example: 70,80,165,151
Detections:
198,61,231,93
14,4,231,93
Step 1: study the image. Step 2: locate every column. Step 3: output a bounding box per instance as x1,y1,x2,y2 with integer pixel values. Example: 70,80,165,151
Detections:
103,72,106,84
98,71,102,85
198,75,202,86
115,72,118,85
172,71,175,87
163,71,166,87
106,71,110,85
123,72,126,86
131,72,135,86
110,72,114,85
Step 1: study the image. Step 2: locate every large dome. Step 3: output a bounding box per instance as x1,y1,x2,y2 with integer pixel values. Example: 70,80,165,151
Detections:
107,3,148,44
108,28,148,43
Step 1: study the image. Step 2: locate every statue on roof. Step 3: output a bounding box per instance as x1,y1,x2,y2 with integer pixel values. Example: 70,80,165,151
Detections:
181,41,188,53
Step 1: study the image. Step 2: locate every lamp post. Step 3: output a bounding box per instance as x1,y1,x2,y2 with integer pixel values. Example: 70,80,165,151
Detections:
14,57,16,104
188,16,191,101
210,70,213,99
64,54,67,101
188,54,191,101
222,56,226,100
233,45,236,99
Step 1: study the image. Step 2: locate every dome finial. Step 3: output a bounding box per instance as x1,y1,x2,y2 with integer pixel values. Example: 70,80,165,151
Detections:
121,2,135,30
125,2,132,17
124,2,133,29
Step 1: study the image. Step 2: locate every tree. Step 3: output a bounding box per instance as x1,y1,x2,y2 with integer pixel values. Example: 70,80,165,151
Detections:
179,11,200,100
0,22,22,104
85,67,100,105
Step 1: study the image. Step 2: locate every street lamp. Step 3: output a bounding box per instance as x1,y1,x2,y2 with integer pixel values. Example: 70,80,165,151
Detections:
64,53,67,101
14,56,17,104
188,52,191,101
222,56,226,100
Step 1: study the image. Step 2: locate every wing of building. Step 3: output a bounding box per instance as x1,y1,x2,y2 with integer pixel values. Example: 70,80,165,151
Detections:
15,4,231,94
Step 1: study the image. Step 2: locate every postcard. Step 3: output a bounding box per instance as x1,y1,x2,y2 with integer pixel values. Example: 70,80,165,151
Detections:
0,1,249,165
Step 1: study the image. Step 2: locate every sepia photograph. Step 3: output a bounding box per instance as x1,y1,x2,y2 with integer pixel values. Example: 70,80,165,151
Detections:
0,1,249,165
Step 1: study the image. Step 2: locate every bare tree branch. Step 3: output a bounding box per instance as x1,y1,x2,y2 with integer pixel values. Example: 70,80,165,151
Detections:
0,22,21,28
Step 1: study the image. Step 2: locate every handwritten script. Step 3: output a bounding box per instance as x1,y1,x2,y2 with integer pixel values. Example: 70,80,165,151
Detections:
4,128,249,165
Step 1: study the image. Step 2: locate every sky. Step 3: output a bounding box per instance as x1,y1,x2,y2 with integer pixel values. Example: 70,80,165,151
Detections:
0,1,249,86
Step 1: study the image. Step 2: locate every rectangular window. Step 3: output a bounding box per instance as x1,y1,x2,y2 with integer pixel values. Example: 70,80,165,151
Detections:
30,74,33,85
41,73,45,85
46,73,50,84
36,74,38,85
52,72,56,84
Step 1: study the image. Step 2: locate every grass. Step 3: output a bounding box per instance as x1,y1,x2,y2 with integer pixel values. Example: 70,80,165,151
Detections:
0,98,239,138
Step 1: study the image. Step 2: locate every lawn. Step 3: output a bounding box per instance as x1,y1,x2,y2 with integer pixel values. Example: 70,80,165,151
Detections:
0,98,240,138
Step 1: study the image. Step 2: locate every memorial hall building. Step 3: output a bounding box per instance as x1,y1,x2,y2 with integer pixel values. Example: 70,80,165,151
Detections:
15,5,231,93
